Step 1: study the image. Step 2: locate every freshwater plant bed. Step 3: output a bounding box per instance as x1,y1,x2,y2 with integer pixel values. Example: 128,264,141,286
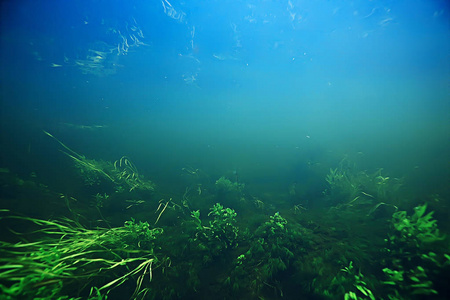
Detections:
0,164,449,300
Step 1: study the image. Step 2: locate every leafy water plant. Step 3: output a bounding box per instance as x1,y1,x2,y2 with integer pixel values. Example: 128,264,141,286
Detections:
215,176,244,193
324,261,377,300
207,203,239,248
342,262,376,300
325,167,346,187
266,211,288,235
190,203,239,259
382,265,438,297
94,192,110,207
227,212,301,298
382,203,446,297
390,203,444,246
124,217,164,249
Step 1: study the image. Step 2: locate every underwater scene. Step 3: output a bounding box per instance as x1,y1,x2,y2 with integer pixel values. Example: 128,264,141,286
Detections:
0,0,449,299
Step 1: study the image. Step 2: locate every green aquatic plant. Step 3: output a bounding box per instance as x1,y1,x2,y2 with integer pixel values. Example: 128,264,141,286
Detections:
266,211,288,235
0,215,161,299
44,131,116,184
227,212,301,297
324,166,360,205
342,262,375,300
215,176,244,193
190,209,202,231
124,217,163,249
325,167,346,187
94,192,110,208
375,174,390,199
390,203,444,246
324,159,404,214
112,156,155,192
190,203,239,258
382,203,446,297
382,265,437,296
325,261,376,300
207,203,239,248
44,131,155,193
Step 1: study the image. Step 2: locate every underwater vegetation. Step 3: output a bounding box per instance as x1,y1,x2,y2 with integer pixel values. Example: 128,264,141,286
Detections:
43,131,155,193
0,133,449,300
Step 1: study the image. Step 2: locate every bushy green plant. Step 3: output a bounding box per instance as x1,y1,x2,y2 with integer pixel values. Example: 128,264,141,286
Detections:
208,203,239,248
190,203,239,259
382,203,446,297
94,193,110,207
123,218,163,249
215,177,244,193
326,261,376,300
390,203,444,246
266,211,288,235
227,212,299,297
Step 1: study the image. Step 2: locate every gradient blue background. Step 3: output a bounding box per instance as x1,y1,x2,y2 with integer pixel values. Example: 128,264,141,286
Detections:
1,0,449,196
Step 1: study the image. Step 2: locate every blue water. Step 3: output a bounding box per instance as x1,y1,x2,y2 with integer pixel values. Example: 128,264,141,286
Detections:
0,1,449,299
2,1,448,187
